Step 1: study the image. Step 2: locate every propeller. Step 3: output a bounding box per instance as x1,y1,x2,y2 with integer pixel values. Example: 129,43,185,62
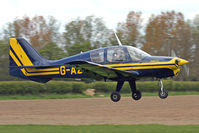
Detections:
171,49,189,76
171,49,177,57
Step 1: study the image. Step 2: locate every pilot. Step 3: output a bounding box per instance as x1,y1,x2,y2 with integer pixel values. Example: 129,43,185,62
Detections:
112,51,123,62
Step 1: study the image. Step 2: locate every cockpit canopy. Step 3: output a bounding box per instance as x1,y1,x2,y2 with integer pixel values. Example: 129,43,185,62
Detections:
126,46,150,61
90,46,150,63
107,47,126,62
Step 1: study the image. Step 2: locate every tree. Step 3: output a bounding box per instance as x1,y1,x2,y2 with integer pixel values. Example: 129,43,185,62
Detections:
67,41,93,56
190,15,199,80
0,40,10,80
63,16,110,50
143,11,193,58
3,15,60,50
143,11,194,80
112,11,143,47
38,42,67,60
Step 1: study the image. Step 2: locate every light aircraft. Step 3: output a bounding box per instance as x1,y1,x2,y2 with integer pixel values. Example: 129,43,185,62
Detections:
9,34,189,102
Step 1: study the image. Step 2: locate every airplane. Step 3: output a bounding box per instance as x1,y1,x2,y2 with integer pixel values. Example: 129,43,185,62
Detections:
9,35,189,102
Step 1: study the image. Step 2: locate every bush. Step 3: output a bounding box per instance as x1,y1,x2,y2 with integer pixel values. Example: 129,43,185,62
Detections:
71,82,87,93
91,82,110,93
45,81,73,94
0,80,199,95
0,81,46,95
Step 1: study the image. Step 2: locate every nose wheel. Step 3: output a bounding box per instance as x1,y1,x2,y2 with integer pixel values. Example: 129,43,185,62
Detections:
158,80,168,99
158,89,168,99
132,90,142,100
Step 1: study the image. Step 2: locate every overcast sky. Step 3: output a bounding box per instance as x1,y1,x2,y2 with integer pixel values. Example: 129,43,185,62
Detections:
1,0,199,31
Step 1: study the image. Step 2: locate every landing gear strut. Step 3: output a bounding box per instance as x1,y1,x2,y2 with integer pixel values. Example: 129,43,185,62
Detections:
110,81,124,102
110,80,142,102
158,80,168,99
129,80,142,100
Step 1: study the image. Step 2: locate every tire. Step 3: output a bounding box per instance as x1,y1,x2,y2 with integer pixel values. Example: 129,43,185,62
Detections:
158,89,168,99
132,90,142,100
110,92,121,102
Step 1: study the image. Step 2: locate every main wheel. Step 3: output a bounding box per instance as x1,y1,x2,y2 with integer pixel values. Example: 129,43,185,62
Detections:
132,90,142,100
110,92,121,102
158,89,168,99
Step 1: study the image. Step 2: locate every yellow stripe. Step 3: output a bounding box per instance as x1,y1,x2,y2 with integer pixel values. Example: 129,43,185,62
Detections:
10,50,28,75
10,50,22,67
26,67,59,72
25,71,60,76
10,50,59,76
104,62,174,67
104,58,177,67
115,65,177,70
10,38,33,66
104,58,178,70
103,58,180,75
115,65,179,76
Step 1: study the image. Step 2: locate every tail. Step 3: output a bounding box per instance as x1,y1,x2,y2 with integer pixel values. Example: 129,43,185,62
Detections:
9,38,53,83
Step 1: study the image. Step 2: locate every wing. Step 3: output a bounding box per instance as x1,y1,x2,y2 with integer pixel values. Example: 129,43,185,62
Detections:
68,61,139,80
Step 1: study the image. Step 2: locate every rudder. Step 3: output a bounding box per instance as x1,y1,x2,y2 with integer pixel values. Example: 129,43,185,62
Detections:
9,38,51,82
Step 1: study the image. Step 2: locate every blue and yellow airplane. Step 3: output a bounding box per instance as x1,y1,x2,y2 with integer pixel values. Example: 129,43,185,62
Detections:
9,36,189,102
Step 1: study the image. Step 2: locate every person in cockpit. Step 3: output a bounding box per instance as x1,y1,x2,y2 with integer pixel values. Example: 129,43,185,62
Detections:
112,50,124,62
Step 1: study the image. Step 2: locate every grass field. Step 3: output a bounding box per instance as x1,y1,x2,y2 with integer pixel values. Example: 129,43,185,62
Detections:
0,124,199,133
0,91,199,100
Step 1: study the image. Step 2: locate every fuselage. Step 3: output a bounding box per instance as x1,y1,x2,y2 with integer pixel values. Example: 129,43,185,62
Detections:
9,37,188,83
41,45,188,80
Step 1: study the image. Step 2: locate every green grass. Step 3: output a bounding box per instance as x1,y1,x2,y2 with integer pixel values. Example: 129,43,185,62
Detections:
0,124,199,133
0,91,199,100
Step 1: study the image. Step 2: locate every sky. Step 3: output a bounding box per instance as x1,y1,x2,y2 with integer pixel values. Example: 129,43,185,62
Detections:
1,0,199,32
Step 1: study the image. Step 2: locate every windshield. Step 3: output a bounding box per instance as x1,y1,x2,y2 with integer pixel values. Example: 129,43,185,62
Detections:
127,46,150,61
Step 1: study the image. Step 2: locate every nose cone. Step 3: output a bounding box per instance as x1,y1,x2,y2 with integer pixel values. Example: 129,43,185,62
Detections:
177,58,189,66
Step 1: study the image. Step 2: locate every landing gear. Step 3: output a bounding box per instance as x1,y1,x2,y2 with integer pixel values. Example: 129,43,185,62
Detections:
110,92,121,102
158,89,168,99
158,80,168,99
132,90,142,100
110,80,142,102
129,80,142,100
110,79,168,102
110,81,124,102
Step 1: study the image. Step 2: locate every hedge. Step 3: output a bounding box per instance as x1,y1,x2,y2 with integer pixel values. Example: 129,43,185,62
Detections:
0,80,198,95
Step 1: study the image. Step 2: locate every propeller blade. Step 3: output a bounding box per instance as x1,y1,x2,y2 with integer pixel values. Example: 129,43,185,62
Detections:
171,49,177,57
183,64,190,76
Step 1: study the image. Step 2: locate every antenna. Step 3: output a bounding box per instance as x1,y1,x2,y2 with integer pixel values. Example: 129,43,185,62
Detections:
114,31,122,46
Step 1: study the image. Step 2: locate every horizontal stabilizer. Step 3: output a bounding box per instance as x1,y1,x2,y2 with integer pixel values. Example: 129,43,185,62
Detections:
9,65,60,69
28,78,51,83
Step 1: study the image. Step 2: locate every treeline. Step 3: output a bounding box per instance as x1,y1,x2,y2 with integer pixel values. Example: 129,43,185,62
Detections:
0,81,198,95
0,10,199,80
